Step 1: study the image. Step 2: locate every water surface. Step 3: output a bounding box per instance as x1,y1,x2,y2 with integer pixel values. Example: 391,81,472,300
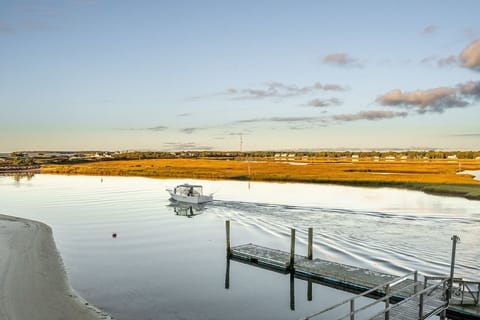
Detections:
0,174,478,319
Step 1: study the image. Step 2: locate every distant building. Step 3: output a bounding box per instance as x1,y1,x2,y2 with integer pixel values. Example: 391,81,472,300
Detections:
351,154,359,162
373,156,380,162
385,156,395,162
447,155,458,161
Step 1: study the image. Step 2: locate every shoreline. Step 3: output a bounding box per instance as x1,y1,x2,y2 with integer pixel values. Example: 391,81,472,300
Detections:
0,214,111,320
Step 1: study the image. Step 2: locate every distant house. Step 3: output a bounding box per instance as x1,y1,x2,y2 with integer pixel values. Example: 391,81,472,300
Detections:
400,155,407,162
476,156,480,160
287,153,296,159
351,154,359,162
373,156,380,162
447,155,457,160
385,156,395,162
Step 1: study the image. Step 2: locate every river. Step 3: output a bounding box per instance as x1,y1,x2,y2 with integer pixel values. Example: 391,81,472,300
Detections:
0,174,478,319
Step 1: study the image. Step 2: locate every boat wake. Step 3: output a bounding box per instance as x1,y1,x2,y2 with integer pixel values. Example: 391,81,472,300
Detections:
209,200,480,280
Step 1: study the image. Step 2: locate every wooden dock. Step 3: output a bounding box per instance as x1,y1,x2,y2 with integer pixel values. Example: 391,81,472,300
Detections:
226,222,480,319
231,243,418,300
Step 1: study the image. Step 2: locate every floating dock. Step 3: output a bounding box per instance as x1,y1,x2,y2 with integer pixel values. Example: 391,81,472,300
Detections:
225,222,480,319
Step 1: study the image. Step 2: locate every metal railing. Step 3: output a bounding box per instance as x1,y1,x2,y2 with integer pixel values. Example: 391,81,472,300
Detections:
367,278,449,320
301,271,419,320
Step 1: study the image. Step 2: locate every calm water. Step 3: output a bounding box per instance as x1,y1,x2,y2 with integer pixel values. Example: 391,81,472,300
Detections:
0,174,479,320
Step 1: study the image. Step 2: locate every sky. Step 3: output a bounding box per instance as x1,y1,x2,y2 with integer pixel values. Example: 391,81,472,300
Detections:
1,0,479,152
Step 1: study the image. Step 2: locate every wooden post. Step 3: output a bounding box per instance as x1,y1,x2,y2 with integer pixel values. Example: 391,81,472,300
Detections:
350,299,355,320
385,284,390,320
290,228,296,269
419,293,424,319
448,235,460,300
290,272,295,311
225,257,230,289
307,227,313,260
226,220,231,256
414,270,418,294
307,280,312,301
439,309,446,320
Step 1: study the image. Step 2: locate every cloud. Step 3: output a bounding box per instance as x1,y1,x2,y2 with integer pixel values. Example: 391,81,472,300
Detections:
163,142,213,151
460,38,480,71
334,110,408,122
306,98,341,107
458,80,480,98
115,125,168,131
224,81,348,100
322,53,363,67
420,55,457,67
236,116,322,124
180,127,200,134
437,55,458,67
147,125,167,131
377,81,480,113
177,113,191,117
0,22,14,33
451,132,480,137
422,25,438,34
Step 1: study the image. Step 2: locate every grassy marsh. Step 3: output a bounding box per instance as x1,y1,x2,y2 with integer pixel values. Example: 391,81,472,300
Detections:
41,158,480,200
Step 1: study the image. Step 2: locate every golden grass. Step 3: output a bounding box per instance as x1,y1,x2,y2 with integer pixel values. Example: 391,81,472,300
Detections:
41,158,480,199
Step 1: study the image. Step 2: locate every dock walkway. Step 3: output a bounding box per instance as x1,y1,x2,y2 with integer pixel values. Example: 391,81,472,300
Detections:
226,222,479,319
231,243,417,299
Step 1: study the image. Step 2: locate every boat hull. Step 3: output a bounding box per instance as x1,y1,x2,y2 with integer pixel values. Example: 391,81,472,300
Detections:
168,191,213,204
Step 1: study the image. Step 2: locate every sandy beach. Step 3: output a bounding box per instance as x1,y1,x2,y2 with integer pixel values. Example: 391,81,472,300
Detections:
0,214,111,320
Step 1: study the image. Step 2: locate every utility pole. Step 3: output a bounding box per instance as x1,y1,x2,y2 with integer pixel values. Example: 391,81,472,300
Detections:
240,133,243,153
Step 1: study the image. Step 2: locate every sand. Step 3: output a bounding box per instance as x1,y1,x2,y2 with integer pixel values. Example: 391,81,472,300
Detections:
0,214,112,320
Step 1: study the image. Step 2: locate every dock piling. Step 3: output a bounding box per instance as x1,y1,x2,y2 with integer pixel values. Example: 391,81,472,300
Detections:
226,220,231,256
307,228,313,260
449,235,460,300
290,228,296,268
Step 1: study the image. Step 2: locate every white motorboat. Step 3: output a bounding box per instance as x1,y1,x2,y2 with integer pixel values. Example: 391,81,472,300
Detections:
166,184,213,204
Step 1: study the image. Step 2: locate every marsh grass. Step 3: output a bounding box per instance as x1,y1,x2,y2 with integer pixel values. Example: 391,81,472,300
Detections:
41,158,480,199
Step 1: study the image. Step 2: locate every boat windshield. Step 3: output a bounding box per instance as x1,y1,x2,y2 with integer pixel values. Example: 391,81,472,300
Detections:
175,185,203,196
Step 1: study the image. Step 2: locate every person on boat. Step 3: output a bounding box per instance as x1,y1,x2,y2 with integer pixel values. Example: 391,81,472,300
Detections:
188,187,193,196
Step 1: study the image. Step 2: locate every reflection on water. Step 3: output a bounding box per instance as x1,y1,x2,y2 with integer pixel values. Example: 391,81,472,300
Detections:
0,172,36,184
0,174,478,320
168,202,207,218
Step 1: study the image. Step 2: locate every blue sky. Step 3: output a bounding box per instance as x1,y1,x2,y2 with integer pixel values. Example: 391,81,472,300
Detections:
1,0,479,151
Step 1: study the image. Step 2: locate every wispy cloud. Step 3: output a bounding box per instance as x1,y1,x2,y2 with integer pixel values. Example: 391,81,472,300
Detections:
236,116,323,124
377,81,480,113
437,55,458,67
322,53,363,67
422,25,438,34
460,38,480,71
147,125,167,131
177,113,191,117
334,110,408,122
305,98,341,107
115,125,168,131
451,132,480,137
163,142,213,151
420,54,457,67
180,127,201,134
0,22,14,33
223,81,348,100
